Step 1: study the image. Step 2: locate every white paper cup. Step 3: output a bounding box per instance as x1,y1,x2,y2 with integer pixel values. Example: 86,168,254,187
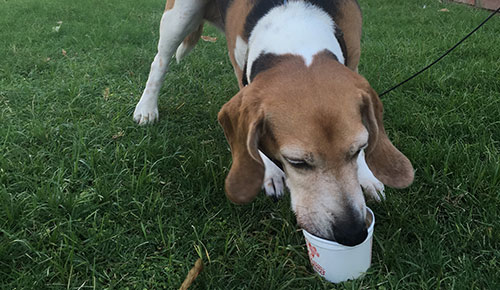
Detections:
302,207,375,283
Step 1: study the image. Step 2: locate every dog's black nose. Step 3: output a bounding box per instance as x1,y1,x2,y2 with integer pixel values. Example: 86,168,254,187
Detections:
332,221,368,247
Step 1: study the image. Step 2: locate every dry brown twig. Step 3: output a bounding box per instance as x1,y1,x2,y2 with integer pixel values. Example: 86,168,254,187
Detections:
201,35,217,42
179,258,203,290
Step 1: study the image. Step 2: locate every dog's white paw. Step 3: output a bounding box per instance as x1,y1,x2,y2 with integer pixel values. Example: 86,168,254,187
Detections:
259,151,286,200
360,175,385,202
357,150,385,201
133,99,159,125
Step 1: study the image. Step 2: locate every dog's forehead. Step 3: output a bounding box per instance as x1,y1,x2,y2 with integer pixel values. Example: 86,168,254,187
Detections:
252,53,368,150
266,100,366,153
265,83,363,133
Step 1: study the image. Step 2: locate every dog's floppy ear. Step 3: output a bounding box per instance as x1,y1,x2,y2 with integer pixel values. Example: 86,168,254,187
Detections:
362,87,414,188
218,88,265,204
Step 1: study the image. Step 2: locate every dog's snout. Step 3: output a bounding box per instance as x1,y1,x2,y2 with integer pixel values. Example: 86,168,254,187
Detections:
332,219,367,247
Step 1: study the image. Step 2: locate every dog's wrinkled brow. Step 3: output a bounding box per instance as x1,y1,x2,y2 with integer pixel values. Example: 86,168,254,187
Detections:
280,147,314,162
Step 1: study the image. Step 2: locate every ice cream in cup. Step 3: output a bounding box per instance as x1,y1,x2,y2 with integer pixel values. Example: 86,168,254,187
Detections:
302,207,375,283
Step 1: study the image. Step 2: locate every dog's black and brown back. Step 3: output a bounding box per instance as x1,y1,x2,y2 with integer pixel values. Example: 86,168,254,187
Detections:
211,0,362,73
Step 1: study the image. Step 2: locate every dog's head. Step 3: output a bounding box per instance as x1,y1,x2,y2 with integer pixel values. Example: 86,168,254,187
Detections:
218,53,413,245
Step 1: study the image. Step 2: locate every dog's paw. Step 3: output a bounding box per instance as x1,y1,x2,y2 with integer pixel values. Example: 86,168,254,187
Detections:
133,99,159,125
259,151,286,201
357,150,385,201
360,175,385,202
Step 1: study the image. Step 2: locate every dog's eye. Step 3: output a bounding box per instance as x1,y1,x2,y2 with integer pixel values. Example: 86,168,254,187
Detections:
350,144,368,160
284,158,312,169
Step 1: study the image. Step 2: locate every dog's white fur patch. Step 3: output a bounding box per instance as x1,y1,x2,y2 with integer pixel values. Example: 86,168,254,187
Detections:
175,42,192,63
246,1,344,83
234,36,248,71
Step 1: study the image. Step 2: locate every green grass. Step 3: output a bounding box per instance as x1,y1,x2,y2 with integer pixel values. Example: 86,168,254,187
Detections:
0,0,499,288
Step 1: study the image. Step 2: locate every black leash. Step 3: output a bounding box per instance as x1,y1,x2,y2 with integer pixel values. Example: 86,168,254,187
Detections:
379,6,499,97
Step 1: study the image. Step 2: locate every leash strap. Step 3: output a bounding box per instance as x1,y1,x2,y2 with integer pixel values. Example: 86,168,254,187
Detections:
379,6,499,97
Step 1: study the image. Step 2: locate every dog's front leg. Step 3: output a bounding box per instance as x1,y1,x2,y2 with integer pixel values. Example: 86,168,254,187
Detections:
357,149,385,201
259,151,287,201
134,0,206,125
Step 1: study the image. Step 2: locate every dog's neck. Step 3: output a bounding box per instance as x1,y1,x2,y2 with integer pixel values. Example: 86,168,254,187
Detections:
245,1,345,84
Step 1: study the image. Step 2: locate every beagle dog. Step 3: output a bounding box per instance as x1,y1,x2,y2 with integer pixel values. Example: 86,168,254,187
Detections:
133,0,414,246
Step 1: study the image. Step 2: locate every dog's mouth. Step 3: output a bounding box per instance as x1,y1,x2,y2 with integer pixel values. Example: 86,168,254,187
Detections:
269,153,373,247
300,210,373,246
304,223,368,246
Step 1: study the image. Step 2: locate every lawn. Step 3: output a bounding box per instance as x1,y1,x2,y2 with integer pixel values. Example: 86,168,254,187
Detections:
0,0,499,289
